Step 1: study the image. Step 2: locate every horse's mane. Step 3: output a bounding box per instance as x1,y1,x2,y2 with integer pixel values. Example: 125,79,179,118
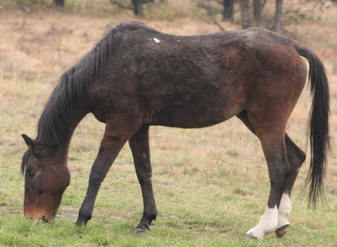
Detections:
36,25,119,149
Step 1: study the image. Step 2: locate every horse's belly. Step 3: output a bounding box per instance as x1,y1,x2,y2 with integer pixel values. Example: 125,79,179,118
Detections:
154,101,244,128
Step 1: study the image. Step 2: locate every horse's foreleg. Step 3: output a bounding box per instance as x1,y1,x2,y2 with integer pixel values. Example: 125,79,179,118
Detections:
129,125,157,233
76,123,131,226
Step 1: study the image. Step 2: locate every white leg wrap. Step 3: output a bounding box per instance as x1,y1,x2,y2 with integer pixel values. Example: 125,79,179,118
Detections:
277,193,291,228
246,205,278,239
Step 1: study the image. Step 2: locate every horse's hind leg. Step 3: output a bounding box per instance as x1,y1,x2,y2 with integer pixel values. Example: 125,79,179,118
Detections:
129,125,157,233
276,135,306,238
237,110,305,239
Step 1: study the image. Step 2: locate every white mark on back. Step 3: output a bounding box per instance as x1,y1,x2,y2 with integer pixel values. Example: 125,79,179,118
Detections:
153,37,160,43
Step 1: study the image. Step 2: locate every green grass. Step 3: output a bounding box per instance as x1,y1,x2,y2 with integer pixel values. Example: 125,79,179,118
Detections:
0,3,337,246
1,113,336,246
1,152,336,246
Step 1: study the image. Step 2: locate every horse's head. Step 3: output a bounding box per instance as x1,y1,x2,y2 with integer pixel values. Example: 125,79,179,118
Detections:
21,134,70,222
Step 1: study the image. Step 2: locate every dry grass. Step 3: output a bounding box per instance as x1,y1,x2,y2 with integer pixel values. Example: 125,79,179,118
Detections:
0,1,336,246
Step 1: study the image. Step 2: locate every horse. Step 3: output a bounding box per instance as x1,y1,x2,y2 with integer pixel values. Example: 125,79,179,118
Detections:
21,21,329,239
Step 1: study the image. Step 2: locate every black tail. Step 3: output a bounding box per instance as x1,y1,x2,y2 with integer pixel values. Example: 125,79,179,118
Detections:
296,45,330,207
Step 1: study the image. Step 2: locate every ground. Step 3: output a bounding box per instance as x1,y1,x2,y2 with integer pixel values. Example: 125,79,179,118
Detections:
0,1,336,246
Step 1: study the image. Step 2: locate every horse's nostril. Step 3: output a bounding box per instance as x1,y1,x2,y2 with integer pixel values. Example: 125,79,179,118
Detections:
39,215,47,222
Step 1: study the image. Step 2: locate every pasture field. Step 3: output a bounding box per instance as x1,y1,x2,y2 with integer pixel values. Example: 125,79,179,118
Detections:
0,1,336,246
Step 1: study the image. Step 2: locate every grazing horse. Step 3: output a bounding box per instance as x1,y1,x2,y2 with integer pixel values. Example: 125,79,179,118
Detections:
21,22,329,239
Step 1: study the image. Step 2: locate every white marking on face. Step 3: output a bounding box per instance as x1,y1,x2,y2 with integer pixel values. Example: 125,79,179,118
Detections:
153,37,160,43
246,205,278,239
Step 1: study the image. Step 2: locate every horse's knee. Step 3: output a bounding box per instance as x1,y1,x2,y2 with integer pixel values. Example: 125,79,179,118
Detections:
89,167,106,185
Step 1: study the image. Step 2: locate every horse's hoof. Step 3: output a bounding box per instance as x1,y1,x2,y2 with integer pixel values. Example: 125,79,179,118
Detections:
275,224,290,238
76,219,88,227
134,228,146,234
245,233,258,239
134,223,150,234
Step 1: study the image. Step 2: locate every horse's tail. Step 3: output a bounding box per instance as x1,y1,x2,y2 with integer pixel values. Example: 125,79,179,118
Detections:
296,45,330,207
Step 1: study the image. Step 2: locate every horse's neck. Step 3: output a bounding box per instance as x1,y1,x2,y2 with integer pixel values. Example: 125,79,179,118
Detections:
58,111,84,149
36,107,87,152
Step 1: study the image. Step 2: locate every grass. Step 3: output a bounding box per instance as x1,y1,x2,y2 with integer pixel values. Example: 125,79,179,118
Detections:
0,1,337,246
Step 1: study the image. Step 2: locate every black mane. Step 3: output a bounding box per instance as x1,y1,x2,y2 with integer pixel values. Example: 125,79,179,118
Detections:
36,25,119,149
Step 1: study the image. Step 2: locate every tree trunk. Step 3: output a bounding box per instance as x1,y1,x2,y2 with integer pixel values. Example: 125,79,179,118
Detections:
52,0,65,8
253,0,262,25
223,0,234,22
239,0,251,29
274,0,283,33
132,0,144,17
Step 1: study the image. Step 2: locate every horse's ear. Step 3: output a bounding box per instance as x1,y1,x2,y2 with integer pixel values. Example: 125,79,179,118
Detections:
22,134,36,150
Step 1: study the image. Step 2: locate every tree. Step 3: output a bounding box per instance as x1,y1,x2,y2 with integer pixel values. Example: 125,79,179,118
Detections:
52,0,65,8
274,0,283,33
132,0,154,16
194,1,225,31
195,0,333,34
253,0,263,25
253,0,269,26
239,0,251,29
223,0,234,21
110,0,154,17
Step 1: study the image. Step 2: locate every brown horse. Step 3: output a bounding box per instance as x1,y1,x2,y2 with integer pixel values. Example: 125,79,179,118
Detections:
21,22,329,239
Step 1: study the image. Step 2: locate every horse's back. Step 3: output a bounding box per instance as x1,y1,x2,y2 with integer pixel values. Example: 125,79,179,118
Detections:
89,23,307,127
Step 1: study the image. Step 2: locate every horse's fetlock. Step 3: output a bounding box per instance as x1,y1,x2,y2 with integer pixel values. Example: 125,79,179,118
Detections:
148,212,157,222
78,209,92,223
142,211,157,222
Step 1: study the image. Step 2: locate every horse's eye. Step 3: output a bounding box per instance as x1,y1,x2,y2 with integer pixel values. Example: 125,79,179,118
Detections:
26,166,38,177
